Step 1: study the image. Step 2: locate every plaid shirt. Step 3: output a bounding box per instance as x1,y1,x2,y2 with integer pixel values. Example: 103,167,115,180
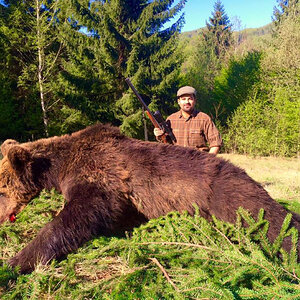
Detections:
163,110,222,151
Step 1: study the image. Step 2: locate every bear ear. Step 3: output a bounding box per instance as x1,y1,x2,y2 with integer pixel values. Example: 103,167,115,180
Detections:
7,146,32,173
1,139,20,157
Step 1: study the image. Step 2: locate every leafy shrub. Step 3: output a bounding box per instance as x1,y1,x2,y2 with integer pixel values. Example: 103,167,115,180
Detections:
223,87,300,157
213,51,262,124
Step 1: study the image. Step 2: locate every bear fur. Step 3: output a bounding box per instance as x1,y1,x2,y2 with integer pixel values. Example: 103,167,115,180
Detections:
0,123,299,273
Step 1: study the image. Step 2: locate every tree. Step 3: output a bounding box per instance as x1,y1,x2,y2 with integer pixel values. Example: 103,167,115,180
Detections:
33,0,65,136
61,0,186,139
0,0,186,140
0,0,68,139
273,0,299,28
224,1,300,157
183,0,233,120
183,35,219,115
213,51,262,124
0,1,41,140
205,0,232,59
0,1,99,138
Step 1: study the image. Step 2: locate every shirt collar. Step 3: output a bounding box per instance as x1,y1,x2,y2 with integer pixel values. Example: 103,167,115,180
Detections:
179,109,198,120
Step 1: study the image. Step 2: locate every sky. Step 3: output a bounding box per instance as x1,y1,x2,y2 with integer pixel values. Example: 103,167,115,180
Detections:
179,0,277,32
0,0,277,32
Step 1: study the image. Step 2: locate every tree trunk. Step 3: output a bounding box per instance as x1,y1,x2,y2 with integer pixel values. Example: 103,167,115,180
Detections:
36,0,49,137
142,108,148,141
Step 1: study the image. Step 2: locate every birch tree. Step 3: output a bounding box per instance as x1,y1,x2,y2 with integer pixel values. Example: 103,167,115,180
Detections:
26,0,64,136
0,0,66,138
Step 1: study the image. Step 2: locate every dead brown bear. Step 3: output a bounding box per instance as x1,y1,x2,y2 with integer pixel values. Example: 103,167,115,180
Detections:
0,123,299,273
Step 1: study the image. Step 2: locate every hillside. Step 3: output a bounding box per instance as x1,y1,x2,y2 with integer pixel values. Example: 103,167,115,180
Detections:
180,22,273,39
179,22,274,59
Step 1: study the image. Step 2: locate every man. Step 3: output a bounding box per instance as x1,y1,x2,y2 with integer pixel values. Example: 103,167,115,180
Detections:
154,86,222,154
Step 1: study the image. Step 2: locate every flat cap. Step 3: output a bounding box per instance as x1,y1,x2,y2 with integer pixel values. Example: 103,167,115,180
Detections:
177,86,197,97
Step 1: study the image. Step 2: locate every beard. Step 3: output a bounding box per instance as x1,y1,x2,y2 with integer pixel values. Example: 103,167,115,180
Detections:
182,104,194,113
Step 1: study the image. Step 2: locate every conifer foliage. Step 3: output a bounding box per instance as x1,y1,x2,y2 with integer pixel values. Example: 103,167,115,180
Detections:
62,0,186,139
0,0,186,140
205,0,232,59
184,0,233,119
0,0,75,138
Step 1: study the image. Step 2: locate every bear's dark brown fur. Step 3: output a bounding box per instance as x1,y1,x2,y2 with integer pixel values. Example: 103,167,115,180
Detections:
0,123,299,273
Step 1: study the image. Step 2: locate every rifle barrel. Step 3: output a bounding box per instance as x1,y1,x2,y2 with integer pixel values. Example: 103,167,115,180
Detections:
125,78,149,112
125,78,161,129
125,78,176,144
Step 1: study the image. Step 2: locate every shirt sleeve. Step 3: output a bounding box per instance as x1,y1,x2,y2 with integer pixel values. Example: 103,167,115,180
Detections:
203,117,222,148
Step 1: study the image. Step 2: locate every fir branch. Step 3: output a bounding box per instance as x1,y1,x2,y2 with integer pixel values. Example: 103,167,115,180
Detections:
149,257,180,292
138,241,219,252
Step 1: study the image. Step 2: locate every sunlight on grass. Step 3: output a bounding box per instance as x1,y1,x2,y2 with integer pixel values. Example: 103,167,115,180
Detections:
220,154,300,203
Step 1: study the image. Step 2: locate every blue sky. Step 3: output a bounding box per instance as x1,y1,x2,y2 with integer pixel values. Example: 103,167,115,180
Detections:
0,0,276,32
179,0,277,32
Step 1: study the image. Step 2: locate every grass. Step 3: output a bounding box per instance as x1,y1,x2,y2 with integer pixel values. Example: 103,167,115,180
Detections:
221,154,300,212
0,154,300,299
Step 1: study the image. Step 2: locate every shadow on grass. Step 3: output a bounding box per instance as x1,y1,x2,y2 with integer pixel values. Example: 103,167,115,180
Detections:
0,263,19,287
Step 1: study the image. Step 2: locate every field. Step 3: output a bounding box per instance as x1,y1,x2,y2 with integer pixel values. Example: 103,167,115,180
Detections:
0,154,300,299
221,154,300,207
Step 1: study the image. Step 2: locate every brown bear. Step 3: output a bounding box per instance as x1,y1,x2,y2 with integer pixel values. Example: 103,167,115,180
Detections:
0,123,299,273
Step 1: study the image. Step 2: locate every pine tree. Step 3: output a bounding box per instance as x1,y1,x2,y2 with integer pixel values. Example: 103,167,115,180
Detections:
183,0,233,120
0,1,186,139
62,0,186,139
117,0,186,138
205,0,232,59
0,1,21,140
273,0,299,28
0,1,42,140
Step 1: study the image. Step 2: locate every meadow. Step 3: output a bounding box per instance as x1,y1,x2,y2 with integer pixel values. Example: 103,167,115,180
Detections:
0,154,299,299
220,154,300,208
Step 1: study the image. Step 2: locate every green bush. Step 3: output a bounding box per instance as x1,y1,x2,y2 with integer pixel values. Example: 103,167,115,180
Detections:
213,51,262,124
223,86,300,157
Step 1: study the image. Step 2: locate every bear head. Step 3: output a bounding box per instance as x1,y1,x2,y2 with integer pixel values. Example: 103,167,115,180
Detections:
0,140,42,224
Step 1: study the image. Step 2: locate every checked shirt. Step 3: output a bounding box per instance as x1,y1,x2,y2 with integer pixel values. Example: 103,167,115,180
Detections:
164,110,222,151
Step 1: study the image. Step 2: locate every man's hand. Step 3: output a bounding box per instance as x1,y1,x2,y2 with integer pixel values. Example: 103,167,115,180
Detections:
209,146,220,155
154,128,164,137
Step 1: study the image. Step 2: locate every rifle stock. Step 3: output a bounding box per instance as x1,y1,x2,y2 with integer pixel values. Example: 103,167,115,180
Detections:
145,111,160,129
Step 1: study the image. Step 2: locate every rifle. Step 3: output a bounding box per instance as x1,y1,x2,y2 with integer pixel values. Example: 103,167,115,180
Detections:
125,78,176,144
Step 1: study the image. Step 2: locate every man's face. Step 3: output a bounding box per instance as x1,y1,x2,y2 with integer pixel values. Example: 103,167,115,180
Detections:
178,94,196,114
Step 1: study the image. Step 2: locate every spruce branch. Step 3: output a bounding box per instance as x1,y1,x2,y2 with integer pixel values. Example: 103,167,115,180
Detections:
149,257,180,293
138,241,219,252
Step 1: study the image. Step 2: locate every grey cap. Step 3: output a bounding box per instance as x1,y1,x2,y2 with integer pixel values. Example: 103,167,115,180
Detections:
177,86,197,97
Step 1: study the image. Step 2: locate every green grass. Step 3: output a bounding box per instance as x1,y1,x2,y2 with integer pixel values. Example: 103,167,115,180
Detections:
0,155,300,299
220,154,300,204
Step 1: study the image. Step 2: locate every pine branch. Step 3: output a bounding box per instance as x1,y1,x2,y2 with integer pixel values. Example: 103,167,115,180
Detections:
149,257,180,292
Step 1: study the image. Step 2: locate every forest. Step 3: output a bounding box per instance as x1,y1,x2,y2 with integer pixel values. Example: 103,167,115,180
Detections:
0,0,299,157
0,1,300,298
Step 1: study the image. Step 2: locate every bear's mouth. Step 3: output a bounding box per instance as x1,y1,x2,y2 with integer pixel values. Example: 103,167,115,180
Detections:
0,194,19,224
9,213,16,223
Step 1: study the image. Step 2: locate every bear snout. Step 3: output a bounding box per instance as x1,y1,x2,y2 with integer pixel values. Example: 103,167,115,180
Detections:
0,195,18,225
